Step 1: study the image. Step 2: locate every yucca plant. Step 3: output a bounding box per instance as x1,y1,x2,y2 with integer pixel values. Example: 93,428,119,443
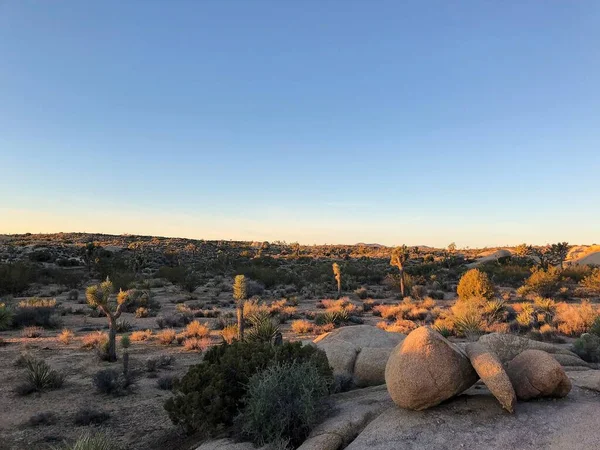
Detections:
245,312,280,344
483,299,506,322
55,432,119,450
452,312,484,340
17,357,64,395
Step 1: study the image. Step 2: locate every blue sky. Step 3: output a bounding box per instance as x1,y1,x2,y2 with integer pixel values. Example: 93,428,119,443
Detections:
1,1,599,247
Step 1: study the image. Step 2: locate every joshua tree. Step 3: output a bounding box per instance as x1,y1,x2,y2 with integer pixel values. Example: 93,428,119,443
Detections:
291,242,300,258
526,245,551,269
332,263,342,296
447,242,457,253
233,274,247,341
549,242,570,268
390,245,410,297
83,242,97,275
86,278,129,362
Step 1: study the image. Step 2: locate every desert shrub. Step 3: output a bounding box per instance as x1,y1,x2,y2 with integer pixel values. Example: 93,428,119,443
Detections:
572,333,600,363
12,297,61,329
146,355,174,373
314,309,348,327
245,312,280,344
58,328,74,344
433,319,453,337
27,411,57,426
457,269,495,301
291,319,313,334
183,337,211,352
156,313,191,329
478,261,533,287
581,268,600,295
533,297,557,323
0,262,37,295
122,289,160,313
131,329,153,341
164,341,332,436
483,299,507,322
57,432,119,450
237,361,330,447
355,287,368,299
67,289,79,301
16,357,64,396
22,325,43,338
527,324,564,343
450,300,485,339
81,331,108,349
0,303,13,330
74,407,110,426
561,265,593,283
157,374,178,390
135,307,149,318
517,266,560,298
220,324,238,344
410,285,427,300
157,329,177,345
185,320,210,338
555,301,599,336
590,316,600,337
93,368,132,396
115,319,132,332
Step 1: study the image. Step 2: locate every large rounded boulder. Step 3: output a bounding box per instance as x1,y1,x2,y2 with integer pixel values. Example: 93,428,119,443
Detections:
506,349,572,400
314,325,405,387
385,327,478,410
466,342,516,412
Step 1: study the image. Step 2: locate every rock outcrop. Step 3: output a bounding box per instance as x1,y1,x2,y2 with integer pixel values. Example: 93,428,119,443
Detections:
385,327,478,410
506,349,572,400
466,342,516,412
314,325,405,387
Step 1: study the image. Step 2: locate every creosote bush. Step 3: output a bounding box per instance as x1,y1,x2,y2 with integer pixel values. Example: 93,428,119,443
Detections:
237,361,330,447
164,341,332,437
457,269,495,301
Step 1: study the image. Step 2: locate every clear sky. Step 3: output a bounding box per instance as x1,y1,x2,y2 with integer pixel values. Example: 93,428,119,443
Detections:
1,1,599,248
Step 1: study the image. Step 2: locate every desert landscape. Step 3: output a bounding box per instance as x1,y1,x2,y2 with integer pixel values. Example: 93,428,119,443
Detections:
0,233,599,449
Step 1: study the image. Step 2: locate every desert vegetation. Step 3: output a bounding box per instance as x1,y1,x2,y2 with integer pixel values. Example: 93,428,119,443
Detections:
0,233,599,449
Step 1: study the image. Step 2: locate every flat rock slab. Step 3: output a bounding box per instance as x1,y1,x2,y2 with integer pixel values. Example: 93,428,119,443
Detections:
568,370,600,392
346,386,600,450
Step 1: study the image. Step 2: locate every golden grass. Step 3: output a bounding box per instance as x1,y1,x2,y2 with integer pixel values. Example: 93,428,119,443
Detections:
185,320,210,338
555,301,599,336
220,324,238,344
57,329,74,345
81,331,108,349
131,329,153,341
157,328,176,345
291,319,313,334
183,336,211,352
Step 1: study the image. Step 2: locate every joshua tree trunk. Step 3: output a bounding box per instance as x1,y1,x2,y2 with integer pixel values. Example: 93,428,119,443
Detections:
399,269,405,297
236,301,245,341
336,277,341,296
107,316,117,362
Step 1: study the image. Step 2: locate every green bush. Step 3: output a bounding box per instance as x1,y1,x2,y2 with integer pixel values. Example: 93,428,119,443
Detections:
12,298,62,329
573,333,600,363
164,341,332,436
478,261,533,287
517,267,561,298
92,369,132,396
237,361,330,447
457,269,495,301
0,262,37,295
581,268,600,295
0,303,13,330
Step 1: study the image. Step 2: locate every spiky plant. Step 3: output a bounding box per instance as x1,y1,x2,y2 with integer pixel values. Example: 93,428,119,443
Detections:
245,311,280,344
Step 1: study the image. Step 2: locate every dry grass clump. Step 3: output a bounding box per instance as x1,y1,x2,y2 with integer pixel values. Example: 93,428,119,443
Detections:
57,329,74,345
157,329,176,345
555,301,599,336
319,298,360,315
22,326,43,338
244,299,270,318
220,324,238,344
291,319,313,334
82,331,108,349
183,336,211,352
18,298,57,308
377,319,417,334
185,320,210,338
135,307,149,318
131,329,153,341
